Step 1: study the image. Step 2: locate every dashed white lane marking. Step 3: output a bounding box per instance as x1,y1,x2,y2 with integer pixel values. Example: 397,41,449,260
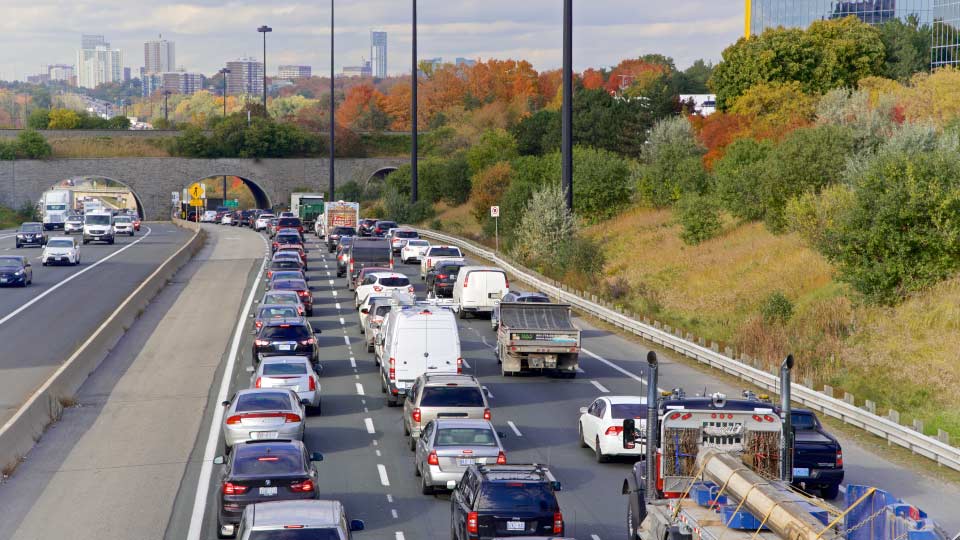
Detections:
335,302,341,309
591,380,610,393
372,440,378,446
355,374,360,380
391,509,398,519
363,407,369,412
328,279,334,285
377,464,390,486
376,449,382,456
507,421,523,437
482,386,493,399
343,336,350,346
365,418,375,434
461,358,471,369
581,348,666,392
386,494,394,503
356,383,364,395
350,357,357,368
591,535,602,540
332,290,337,296
326,271,331,276
339,317,345,325
396,533,406,540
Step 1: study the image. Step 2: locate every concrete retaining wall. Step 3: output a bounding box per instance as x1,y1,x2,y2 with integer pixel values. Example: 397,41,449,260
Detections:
0,219,204,475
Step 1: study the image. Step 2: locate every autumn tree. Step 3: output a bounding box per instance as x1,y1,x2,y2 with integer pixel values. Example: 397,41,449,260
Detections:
336,84,389,131
605,58,671,94
581,69,605,90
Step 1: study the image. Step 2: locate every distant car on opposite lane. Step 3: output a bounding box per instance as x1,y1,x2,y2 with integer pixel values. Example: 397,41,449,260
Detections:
113,215,135,236
64,214,84,234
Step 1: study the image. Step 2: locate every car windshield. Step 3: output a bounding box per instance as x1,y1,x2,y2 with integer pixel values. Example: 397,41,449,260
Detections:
85,215,111,225
377,277,410,287
374,305,392,317
232,446,303,476
791,412,817,430
260,325,311,340
420,387,484,407
67,216,82,222
115,217,132,223
20,223,42,232
259,306,298,318
272,280,307,291
46,239,73,248
0,257,22,268
477,483,556,511
264,294,299,305
263,363,308,376
340,237,354,246
429,247,461,257
395,230,418,238
435,427,497,447
249,531,340,540
611,404,648,419
235,392,292,412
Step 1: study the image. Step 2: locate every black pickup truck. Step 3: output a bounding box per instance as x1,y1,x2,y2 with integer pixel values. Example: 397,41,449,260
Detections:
791,409,844,499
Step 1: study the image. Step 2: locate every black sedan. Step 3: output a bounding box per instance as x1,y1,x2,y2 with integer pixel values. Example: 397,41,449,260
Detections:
214,439,323,538
15,222,47,248
0,256,33,287
358,218,377,237
427,260,467,298
252,318,320,367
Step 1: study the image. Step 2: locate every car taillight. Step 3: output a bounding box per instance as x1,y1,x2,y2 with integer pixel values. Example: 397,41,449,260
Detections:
426,258,432,268
284,413,302,423
408,286,415,293
437,274,447,279
225,415,242,425
427,450,439,465
466,512,478,534
605,426,624,436
373,285,383,292
457,357,463,374
255,320,263,329
308,376,316,391
254,377,262,388
389,357,395,381
504,276,510,289
483,408,491,421
412,408,421,423
297,290,309,297
222,482,248,495
496,451,507,464
254,339,270,347
836,450,843,467
300,337,315,345
553,512,563,534
267,270,273,278
290,479,314,492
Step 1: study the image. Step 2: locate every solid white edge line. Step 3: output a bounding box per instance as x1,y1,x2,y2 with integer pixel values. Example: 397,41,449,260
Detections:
581,348,666,393
377,464,390,486
0,226,154,328
507,421,523,437
356,383,364,395
591,380,610,393
365,418,375,434
396,532,406,540
186,232,269,540
461,358,471,369
591,535,602,540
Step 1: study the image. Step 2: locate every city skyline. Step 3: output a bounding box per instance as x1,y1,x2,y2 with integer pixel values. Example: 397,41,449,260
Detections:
0,0,740,82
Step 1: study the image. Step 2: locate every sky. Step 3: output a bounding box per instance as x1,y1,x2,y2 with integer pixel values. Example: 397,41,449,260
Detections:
0,0,743,81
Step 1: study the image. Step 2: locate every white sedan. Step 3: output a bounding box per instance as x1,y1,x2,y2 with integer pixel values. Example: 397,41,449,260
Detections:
201,210,218,223
41,237,80,266
578,396,648,462
400,239,430,264
221,214,234,225
354,272,414,308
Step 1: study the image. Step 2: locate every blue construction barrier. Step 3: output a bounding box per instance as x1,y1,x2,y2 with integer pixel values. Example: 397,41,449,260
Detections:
844,485,946,540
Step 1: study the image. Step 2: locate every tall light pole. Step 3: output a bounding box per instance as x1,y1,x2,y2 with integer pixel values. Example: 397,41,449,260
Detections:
329,0,336,201
257,25,272,114
410,0,418,204
163,90,172,123
562,0,573,211
219,67,231,116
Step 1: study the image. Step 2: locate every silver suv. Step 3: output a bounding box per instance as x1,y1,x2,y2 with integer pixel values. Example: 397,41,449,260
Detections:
403,373,490,451
235,500,364,539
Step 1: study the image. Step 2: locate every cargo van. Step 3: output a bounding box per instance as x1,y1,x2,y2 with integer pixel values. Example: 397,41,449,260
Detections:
376,304,462,406
452,266,509,319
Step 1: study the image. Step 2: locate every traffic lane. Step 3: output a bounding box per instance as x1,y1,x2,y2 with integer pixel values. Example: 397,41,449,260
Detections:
0,223,192,425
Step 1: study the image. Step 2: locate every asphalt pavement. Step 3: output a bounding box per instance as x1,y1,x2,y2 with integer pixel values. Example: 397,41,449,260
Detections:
0,223,192,426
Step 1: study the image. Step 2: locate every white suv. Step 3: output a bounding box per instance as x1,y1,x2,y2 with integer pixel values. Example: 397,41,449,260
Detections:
355,272,414,308
255,213,274,231
113,215,135,236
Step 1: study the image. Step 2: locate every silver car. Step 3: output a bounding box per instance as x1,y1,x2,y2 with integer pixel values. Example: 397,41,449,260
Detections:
236,500,364,539
403,373,491,450
64,215,84,234
251,356,321,411
414,418,506,494
221,388,307,450
259,290,305,317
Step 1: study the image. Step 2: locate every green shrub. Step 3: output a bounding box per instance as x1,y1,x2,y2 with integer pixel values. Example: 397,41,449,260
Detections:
385,156,471,206
760,291,794,324
0,140,17,160
676,193,723,245
466,129,518,176
637,116,707,207
511,109,560,156
784,184,854,256
712,138,773,220
500,156,552,245
383,185,435,225
16,130,51,159
512,183,576,271
27,108,50,130
544,146,634,223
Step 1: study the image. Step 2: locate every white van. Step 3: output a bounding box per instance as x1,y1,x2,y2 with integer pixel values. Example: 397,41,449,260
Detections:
82,210,114,245
376,305,462,406
453,266,510,319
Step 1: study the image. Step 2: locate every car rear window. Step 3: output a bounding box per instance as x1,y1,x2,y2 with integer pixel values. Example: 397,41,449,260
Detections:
232,446,304,476
477,483,556,511
377,221,398,229
271,272,303,281
435,427,497,446
334,227,356,235
522,296,551,303
378,277,410,287
277,235,301,244
271,261,302,270
235,392,292,412
429,247,461,257
259,306,298,318
420,387,484,407
249,531,340,540
264,294,298,304
352,245,391,262
273,280,307,291
791,412,817,430
263,363,308,376
407,240,429,246
611,404,648,419
395,230,418,238
374,305,392,317
260,325,311,340
278,218,302,227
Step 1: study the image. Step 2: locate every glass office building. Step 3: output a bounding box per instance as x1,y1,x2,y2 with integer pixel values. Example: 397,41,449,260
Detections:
746,0,932,36
932,1,960,66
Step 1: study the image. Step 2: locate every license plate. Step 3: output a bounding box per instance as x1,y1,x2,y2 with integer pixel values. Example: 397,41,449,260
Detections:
259,486,278,496
457,458,475,466
488,292,501,299
278,344,292,351
793,467,810,477
252,431,278,440
0,278,7,283
93,236,100,240
506,521,524,531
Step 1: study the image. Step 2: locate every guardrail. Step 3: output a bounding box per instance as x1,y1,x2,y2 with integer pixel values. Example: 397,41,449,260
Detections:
415,228,960,472
0,219,204,475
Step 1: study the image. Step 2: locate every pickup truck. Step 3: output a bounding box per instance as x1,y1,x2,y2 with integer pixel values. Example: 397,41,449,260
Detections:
790,409,844,499
495,302,580,377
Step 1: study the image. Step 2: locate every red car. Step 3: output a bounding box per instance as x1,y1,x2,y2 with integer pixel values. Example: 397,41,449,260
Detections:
133,216,142,231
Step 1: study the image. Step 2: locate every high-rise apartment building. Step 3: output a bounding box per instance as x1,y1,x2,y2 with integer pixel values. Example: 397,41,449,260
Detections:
142,73,163,97
144,37,176,75
76,44,123,88
341,61,373,78
371,31,387,78
745,0,931,37
81,34,106,50
225,58,264,96
162,72,203,94
278,65,312,80
47,64,74,83
455,57,477,67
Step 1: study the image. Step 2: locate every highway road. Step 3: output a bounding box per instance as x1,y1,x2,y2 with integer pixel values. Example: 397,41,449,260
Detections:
0,224,957,540
0,223,193,426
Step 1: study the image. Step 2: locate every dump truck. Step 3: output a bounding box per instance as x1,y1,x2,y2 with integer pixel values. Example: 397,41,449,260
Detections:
319,200,359,239
290,192,325,230
494,302,580,377
622,353,948,540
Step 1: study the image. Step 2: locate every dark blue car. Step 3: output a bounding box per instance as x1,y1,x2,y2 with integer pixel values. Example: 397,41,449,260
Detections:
0,256,33,287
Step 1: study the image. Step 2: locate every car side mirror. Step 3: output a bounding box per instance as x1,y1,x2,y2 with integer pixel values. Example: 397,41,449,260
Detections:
579,407,588,415
623,418,638,449
301,398,311,406
497,431,506,438
360,308,369,315
221,400,230,407
446,480,457,490
213,456,225,465
314,328,322,334
248,313,255,318
551,480,562,491
349,519,365,532
310,452,324,462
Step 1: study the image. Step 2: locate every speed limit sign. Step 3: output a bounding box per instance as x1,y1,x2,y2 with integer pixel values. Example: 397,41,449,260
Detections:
490,206,500,217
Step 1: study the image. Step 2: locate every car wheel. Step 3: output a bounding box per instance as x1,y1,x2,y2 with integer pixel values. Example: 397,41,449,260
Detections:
579,423,589,448
822,483,840,500
420,472,434,495
409,435,417,452
15,242,20,248
41,261,47,266
414,463,421,477
596,437,608,463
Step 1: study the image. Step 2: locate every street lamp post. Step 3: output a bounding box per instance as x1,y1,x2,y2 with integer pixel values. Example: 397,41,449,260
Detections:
219,67,231,116
329,0,336,201
163,90,172,123
562,0,573,211
257,25,272,114
411,0,418,204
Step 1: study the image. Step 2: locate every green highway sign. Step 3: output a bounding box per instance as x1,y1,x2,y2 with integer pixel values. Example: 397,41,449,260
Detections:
224,200,239,208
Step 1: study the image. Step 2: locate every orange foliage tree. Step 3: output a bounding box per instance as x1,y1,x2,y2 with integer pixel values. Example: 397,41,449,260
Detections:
336,84,388,130
581,69,605,90
605,59,670,94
